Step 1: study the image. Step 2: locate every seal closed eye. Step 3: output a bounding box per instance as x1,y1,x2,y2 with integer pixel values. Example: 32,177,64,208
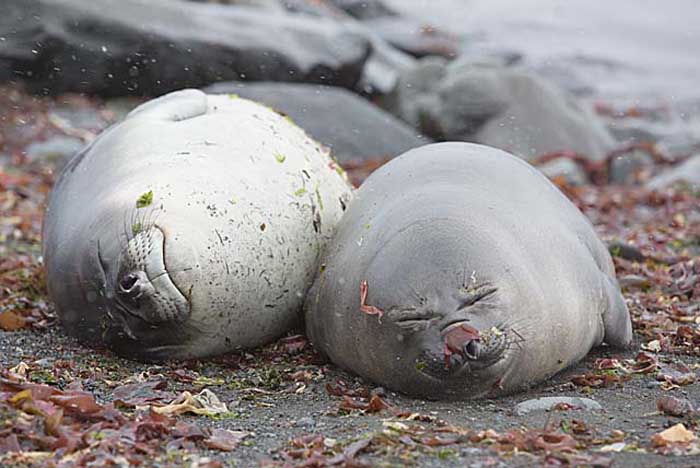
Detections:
305,142,632,399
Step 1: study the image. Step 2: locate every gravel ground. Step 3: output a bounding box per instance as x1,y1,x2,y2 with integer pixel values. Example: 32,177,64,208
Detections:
2,323,699,467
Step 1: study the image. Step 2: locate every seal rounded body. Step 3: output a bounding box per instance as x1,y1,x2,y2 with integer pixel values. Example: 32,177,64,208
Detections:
43,89,353,361
305,142,631,399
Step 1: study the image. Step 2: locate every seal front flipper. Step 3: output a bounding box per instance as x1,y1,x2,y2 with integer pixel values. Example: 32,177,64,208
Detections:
601,275,633,348
126,89,208,122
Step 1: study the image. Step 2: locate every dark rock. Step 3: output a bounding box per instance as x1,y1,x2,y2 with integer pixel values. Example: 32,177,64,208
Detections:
595,97,700,163
304,0,460,60
647,154,700,191
608,242,649,263
24,135,85,170
449,50,523,71
204,81,428,162
531,62,595,97
328,0,396,20
604,113,697,153
188,0,283,8
0,59,13,82
444,68,613,161
294,416,315,428
281,0,345,17
538,159,588,186
102,98,145,121
645,380,663,389
346,22,415,96
657,396,696,417
48,107,108,133
657,132,700,160
514,396,602,416
362,17,458,59
383,56,447,130
609,150,654,185
607,121,663,146
0,0,370,96
251,0,416,95
388,60,614,161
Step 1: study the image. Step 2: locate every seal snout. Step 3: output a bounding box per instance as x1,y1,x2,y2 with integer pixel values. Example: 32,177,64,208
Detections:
109,225,190,325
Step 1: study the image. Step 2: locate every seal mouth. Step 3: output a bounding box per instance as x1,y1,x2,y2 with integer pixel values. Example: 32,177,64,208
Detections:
416,320,509,381
442,322,481,364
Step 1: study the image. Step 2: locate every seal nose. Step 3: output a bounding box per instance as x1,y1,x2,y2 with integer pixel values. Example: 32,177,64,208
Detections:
118,271,148,300
441,322,482,370
462,340,480,360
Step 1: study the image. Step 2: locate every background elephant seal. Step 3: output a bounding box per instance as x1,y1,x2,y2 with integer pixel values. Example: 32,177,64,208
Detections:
43,89,353,361
305,142,632,399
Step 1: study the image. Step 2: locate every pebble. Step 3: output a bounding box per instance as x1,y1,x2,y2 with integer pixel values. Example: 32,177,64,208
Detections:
34,358,54,367
513,396,602,415
295,417,315,428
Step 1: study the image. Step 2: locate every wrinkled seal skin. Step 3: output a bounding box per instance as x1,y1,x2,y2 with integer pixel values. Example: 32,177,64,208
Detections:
305,142,632,399
43,89,353,361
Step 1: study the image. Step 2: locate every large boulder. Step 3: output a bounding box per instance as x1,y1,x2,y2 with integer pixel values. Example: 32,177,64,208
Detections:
388,59,615,161
187,0,283,8
329,0,458,59
343,22,416,95
279,0,419,95
0,0,370,96
361,17,458,59
328,0,396,19
205,81,429,162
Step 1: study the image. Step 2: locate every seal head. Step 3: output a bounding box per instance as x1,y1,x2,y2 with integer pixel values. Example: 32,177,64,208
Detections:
96,220,200,360
339,221,524,398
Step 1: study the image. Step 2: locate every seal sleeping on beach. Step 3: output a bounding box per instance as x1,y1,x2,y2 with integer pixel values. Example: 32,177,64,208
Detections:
42,89,353,361
305,142,632,399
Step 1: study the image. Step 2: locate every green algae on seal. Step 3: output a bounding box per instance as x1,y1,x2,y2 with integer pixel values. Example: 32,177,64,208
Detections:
305,142,632,399
42,89,353,361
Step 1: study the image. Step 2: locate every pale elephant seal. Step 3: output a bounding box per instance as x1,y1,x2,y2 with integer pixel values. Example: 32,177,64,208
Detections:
305,142,632,399
43,89,353,361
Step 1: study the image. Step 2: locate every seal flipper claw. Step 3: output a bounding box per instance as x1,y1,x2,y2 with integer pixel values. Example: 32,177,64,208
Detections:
601,275,633,348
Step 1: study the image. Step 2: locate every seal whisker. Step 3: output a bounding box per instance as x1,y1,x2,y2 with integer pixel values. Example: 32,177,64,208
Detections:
148,267,194,282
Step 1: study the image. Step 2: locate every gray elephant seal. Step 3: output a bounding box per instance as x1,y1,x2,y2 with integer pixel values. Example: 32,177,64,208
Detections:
43,89,353,361
305,142,632,399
